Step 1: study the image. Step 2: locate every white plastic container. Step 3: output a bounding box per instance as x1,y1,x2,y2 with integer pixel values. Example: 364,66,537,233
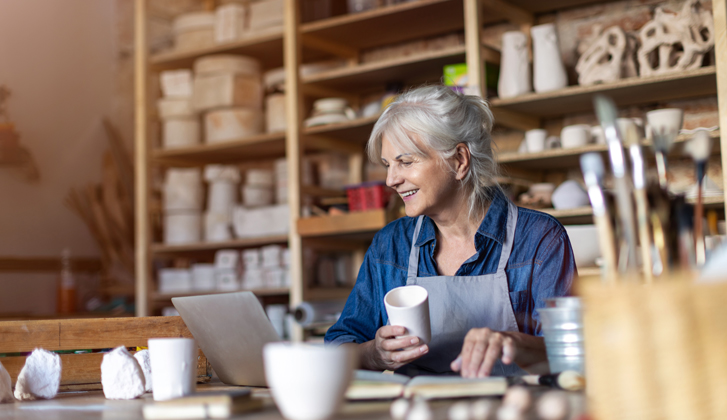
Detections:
265,93,287,133
158,268,193,293
249,0,283,31
242,248,262,268
191,264,217,291
164,211,202,244
204,107,264,143
243,184,274,207
208,181,238,214
233,204,289,238
193,55,261,76
160,70,194,98
157,98,195,119
173,12,215,51
193,73,263,111
216,269,240,291
162,117,200,149
214,249,239,269
215,3,247,43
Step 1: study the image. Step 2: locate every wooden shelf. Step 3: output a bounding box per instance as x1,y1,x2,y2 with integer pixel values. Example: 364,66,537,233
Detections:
298,209,392,237
300,0,466,51
505,0,611,13
304,287,353,301
150,31,284,70
151,132,286,166
303,114,379,145
151,235,288,255
498,130,721,170
302,45,466,93
152,288,290,302
578,267,601,277
490,66,717,119
533,196,724,221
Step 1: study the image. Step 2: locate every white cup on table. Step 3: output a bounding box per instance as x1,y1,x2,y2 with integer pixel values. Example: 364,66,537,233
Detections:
384,285,431,344
148,337,197,401
263,343,357,420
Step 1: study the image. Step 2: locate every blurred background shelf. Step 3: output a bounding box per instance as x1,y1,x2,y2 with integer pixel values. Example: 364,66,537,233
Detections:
151,235,289,255
152,287,290,302
151,132,286,166
297,209,393,237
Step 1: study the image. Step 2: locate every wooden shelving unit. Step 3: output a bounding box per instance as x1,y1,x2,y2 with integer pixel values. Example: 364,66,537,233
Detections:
150,235,289,255
152,287,289,303
297,209,392,237
152,132,286,166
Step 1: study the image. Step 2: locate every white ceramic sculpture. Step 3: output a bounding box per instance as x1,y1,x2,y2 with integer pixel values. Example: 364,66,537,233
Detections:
498,31,531,98
577,26,630,85
638,0,714,77
531,23,568,93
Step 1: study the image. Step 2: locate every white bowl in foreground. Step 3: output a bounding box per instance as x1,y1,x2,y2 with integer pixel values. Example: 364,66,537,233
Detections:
264,343,357,420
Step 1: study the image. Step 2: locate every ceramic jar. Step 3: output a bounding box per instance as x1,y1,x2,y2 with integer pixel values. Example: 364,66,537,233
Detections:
531,23,568,93
498,31,531,98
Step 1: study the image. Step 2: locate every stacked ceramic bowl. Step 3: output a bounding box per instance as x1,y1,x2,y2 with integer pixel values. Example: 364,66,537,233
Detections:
537,297,585,374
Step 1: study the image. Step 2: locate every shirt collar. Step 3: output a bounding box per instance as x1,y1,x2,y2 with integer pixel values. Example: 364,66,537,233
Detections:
415,188,510,247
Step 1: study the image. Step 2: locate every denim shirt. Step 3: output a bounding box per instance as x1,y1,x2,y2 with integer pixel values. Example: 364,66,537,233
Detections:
325,190,576,345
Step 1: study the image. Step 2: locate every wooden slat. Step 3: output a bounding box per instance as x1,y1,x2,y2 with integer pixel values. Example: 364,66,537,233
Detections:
151,132,287,166
0,316,191,353
4,350,210,386
151,235,289,255
297,210,390,237
714,0,727,220
0,257,102,273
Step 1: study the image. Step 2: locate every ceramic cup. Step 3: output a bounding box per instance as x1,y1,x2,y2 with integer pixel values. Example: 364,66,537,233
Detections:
312,98,356,119
591,125,606,144
524,129,548,153
384,285,431,344
646,108,684,140
148,338,197,401
264,343,357,420
560,124,592,148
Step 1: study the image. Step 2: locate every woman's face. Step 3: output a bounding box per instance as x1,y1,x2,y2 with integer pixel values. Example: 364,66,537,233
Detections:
381,133,462,219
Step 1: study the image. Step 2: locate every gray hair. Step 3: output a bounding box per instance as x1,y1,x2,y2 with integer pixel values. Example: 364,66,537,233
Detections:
366,85,500,220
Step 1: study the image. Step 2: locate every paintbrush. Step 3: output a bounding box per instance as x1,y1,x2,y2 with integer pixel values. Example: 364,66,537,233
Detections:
581,152,618,282
684,130,712,266
593,95,639,274
646,108,684,191
511,371,585,392
621,120,653,282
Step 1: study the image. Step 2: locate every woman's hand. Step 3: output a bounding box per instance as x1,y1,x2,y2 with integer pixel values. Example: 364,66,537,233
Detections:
450,328,547,378
359,325,429,371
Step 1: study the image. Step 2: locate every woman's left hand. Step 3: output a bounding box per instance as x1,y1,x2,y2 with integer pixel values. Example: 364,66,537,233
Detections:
450,328,547,378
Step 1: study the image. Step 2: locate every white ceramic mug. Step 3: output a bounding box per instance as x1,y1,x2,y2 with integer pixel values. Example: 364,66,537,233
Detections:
148,338,197,401
264,343,357,420
384,285,431,344
560,124,592,149
524,129,548,153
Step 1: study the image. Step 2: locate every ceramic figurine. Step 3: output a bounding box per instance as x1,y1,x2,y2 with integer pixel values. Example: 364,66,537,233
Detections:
576,25,641,85
498,31,531,98
531,23,568,93
638,0,714,77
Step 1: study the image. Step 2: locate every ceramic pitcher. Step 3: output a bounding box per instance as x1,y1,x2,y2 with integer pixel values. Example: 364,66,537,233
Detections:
531,23,568,93
498,31,531,98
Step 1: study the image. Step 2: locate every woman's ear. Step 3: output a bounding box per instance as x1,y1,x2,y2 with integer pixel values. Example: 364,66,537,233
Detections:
454,143,471,180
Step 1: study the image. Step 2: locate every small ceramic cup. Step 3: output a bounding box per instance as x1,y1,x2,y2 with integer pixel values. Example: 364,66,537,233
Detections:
524,129,548,153
560,124,592,148
646,108,684,140
264,343,357,420
384,285,431,344
148,338,197,401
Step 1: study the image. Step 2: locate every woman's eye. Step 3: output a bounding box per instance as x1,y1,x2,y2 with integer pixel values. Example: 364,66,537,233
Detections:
401,161,413,167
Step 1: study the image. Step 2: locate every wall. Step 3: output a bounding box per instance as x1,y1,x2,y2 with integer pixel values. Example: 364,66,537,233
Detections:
0,0,119,315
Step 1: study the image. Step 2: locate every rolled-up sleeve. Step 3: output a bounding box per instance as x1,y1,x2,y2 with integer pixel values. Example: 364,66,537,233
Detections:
324,247,383,345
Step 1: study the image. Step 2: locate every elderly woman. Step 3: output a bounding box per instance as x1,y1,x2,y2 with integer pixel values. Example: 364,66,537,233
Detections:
324,85,575,377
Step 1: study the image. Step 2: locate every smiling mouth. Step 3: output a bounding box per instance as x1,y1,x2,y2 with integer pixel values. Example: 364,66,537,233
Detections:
400,189,419,198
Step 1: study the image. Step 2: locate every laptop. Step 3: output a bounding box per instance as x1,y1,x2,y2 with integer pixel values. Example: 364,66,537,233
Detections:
172,291,280,387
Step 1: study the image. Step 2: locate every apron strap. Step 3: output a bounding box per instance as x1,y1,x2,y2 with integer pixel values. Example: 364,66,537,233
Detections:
407,216,425,282
496,201,519,273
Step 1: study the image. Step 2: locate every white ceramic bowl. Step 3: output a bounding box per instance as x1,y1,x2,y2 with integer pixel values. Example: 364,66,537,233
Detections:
551,180,590,210
264,343,357,420
564,224,601,267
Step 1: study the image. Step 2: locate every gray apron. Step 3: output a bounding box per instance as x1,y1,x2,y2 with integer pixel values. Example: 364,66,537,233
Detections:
397,201,527,377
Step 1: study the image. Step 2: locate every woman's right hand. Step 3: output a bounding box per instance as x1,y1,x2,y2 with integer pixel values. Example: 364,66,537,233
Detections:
359,325,429,371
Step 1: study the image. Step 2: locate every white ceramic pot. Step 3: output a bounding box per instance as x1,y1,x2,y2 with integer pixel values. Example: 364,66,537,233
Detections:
560,124,592,148
525,129,547,153
208,181,237,214
498,31,531,98
264,343,357,420
552,180,590,210
163,118,200,149
204,107,264,144
531,23,568,93
148,338,197,401
164,211,202,244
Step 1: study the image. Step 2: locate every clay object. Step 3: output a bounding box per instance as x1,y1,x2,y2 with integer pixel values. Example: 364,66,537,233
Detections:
531,23,568,93
576,26,627,85
14,348,61,400
498,31,532,98
552,180,590,210
519,183,555,208
133,349,153,393
0,361,13,403
101,346,146,400
638,0,714,77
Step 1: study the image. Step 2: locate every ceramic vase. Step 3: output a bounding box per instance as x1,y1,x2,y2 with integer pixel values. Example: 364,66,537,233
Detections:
531,23,568,93
498,31,531,98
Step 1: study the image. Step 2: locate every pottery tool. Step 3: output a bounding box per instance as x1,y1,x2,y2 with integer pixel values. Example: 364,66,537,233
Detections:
646,108,684,191
622,121,653,282
593,95,639,274
684,130,712,266
581,152,618,282
512,371,586,392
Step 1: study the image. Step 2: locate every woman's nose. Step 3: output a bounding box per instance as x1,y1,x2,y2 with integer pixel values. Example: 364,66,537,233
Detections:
386,166,401,188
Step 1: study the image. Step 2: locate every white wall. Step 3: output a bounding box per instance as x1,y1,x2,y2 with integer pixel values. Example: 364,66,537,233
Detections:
0,0,117,314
